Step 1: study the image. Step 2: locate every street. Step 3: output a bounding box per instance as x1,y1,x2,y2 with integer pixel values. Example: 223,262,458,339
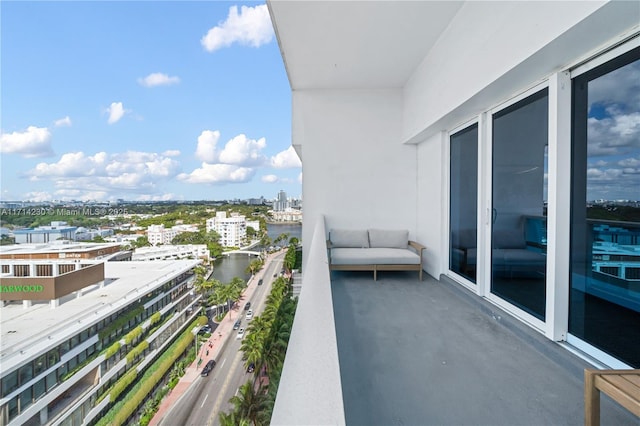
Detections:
156,251,285,426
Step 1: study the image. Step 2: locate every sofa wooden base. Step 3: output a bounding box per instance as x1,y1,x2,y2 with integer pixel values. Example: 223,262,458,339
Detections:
329,263,423,281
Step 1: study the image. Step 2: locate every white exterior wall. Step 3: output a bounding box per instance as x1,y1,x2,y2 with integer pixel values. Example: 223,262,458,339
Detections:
416,132,445,279
294,89,418,258
402,1,637,143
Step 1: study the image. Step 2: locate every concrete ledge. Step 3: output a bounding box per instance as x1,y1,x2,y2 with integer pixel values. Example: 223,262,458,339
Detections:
271,216,346,425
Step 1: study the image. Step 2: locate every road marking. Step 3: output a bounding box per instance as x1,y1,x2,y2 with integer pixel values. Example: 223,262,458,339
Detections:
209,349,244,423
200,394,209,408
219,358,226,369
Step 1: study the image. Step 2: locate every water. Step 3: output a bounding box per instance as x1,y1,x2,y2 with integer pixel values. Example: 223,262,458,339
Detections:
210,223,301,284
266,223,302,243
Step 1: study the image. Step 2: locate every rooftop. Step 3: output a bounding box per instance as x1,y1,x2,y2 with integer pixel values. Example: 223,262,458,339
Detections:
0,241,121,257
330,270,637,425
0,260,198,373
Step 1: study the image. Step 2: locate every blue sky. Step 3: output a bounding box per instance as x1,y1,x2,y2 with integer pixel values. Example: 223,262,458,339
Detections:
1,1,301,202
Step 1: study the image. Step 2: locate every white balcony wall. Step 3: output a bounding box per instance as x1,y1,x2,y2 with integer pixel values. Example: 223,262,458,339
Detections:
402,1,637,144
416,132,445,279
293,89,418,259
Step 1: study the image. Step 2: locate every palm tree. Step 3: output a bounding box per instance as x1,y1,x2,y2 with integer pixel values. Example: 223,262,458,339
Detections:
229,276,246,291
240,332,264,372
246,315,269,337
229,381,268,426
218,411,250,426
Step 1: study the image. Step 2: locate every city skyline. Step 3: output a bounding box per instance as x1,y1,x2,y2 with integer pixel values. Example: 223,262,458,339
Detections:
1,1,302,203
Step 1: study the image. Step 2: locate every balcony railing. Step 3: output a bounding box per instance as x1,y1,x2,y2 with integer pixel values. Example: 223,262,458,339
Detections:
271,215,346,425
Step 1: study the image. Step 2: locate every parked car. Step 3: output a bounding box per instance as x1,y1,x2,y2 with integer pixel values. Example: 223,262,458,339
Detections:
200,359,216,377
246,310,253,320
247,363,255,373
198,325,211,334
233,319,241,330
258,279,263,285
236,328,245,339
244,302,251,311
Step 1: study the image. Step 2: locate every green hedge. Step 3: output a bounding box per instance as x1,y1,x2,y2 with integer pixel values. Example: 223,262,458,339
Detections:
104,342,121,359
123,326,143,345
95,318,202,426
109,368,138,401
149,312,162,325
126,340,149,364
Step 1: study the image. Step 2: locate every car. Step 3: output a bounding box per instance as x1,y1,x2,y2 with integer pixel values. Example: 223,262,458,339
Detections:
233,319,241,330
247,363,255,373
244,302,251,311
245,310,253,320
200,359,216,377
236,328,245,339
198,325,211,335
273,273,277,277
258,278,263,285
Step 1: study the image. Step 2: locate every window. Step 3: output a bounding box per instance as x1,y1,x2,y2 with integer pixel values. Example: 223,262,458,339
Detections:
570,46,640,367
450,123,478,283
491,88,548,320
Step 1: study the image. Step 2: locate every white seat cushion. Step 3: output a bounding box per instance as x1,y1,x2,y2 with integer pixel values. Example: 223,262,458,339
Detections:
331,248,419,265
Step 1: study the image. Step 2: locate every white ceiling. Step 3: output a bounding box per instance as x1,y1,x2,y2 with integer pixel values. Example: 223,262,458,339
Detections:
268,1,464,90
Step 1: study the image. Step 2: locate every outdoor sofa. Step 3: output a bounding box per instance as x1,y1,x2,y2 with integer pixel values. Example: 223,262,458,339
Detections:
327,228,425,281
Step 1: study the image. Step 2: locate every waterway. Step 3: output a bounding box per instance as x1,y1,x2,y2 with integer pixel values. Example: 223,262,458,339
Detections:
210,223,301,284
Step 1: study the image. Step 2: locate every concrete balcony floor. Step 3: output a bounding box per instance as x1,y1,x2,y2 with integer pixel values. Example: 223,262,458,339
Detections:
330,271,637,426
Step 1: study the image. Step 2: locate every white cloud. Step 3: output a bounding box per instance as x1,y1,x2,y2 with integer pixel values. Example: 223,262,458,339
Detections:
262,174,278,183
177,163,254,184
24,191,54,202
163,150,181,157
270,146,301,168
54,116,72,127
201,4,274,52
195,130,220,162
0,126,54,157
107,102,127,124
218,134,266,166
27,150,181,195
138,72,181,87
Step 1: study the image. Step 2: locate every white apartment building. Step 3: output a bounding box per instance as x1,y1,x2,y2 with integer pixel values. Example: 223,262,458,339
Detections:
270,208,302,223
132,244,210,262
267,1,640,424
205,212,247,248
146,224,198,246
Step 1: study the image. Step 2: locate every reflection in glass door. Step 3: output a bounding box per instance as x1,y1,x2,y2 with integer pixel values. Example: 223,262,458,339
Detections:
450,124,478,283
570,47,640,367
491,89,548,320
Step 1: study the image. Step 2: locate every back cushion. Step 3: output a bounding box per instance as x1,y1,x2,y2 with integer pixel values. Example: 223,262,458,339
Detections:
330,229,370,248
493,229,525,249
368,229,409,249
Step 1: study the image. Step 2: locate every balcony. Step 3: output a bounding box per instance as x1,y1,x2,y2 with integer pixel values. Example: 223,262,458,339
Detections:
272,218,637,425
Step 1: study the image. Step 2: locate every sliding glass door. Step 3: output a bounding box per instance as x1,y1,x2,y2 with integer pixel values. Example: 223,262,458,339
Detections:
450,124,478,283
570,47,640,367
491,89,548,321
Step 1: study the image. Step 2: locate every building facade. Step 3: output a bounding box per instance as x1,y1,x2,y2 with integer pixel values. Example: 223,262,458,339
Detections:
13,223,77,245
205,212,247,248
132,244,210,262
0,258,201,425
267,1,640,423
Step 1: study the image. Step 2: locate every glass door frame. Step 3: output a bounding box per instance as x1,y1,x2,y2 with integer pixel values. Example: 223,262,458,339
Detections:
566,38,639,369
483,81,550,333
445,118,482,292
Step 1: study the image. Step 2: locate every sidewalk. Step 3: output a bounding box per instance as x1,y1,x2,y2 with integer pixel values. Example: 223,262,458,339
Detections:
149,250,282,426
